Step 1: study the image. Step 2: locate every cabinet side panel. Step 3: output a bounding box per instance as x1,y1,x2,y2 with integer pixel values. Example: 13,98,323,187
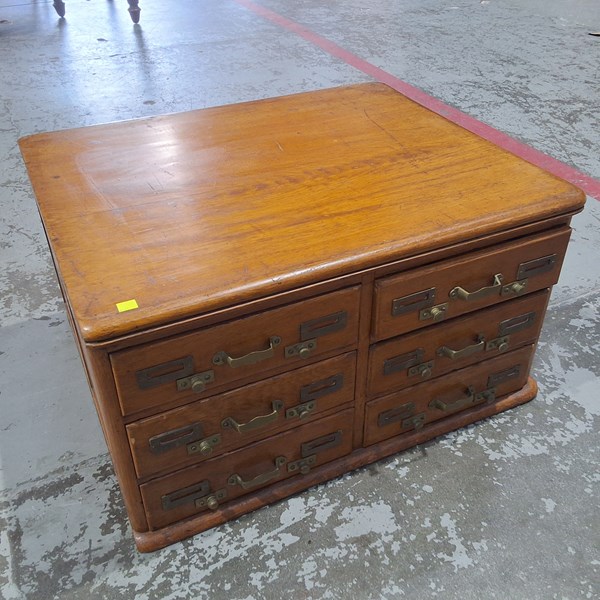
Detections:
79,344,149,532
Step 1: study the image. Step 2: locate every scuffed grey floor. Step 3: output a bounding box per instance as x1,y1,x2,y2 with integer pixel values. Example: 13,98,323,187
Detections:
1,1,598,598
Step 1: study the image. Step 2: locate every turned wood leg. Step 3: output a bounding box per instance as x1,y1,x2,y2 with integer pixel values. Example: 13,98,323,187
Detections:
53,0,66,18
127,0,141,24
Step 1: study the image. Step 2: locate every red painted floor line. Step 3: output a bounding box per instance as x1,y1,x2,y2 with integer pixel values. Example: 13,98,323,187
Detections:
235,0,600,200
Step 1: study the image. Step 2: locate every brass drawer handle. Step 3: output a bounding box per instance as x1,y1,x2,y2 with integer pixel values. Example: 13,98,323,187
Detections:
429,386,496,412
213,336,281,368
228,456,286,490
449,274,503,302
437,335,485,360
221,400,284,433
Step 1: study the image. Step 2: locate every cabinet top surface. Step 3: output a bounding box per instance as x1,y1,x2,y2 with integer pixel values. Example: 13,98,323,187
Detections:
19,83,585,342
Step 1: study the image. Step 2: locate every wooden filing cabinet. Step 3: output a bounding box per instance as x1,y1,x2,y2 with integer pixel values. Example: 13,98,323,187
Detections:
19,83,585,551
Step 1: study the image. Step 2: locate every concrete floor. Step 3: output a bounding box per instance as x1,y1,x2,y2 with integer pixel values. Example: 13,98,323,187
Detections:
1,0,599,598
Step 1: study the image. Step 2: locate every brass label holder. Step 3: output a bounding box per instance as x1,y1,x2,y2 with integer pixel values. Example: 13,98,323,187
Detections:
517,254,556,279
161,480,227,512
136,355,195,390
378,402,415,427
487,364,521,388
383,349,434,379
288,430,344,475
301,430,342,457
392,287,436,317
383,349,424,375
300,373,343,402
149,422,204,455
499,311,536,335
378,403,425,431
300,310,348,341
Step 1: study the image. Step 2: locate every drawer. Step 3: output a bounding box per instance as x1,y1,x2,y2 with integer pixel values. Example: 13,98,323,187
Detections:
127,352,356,478
112,286,360,415
373,227,571,341
364,344,534,446
140,408,354,529
367,289,549,398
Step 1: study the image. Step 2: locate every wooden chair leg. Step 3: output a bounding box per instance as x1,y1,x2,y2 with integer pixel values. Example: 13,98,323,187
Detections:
127,0,141,23
53,0,66,18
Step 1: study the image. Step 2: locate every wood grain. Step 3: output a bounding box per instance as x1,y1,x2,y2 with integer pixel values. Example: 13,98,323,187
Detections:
127,352,356,479
111,286,360,415
372,227,571,341
364,344,535,446
367,289,549,397
133,378,537,552
19,83,585,342
140,408,354,530
18,83,585,552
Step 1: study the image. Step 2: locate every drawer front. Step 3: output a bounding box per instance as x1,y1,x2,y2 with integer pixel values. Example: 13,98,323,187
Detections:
112,286,360,416
364,344,535,447
141,408,354,529
127,352,356,478
367,290,549,398
373,227,570,341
